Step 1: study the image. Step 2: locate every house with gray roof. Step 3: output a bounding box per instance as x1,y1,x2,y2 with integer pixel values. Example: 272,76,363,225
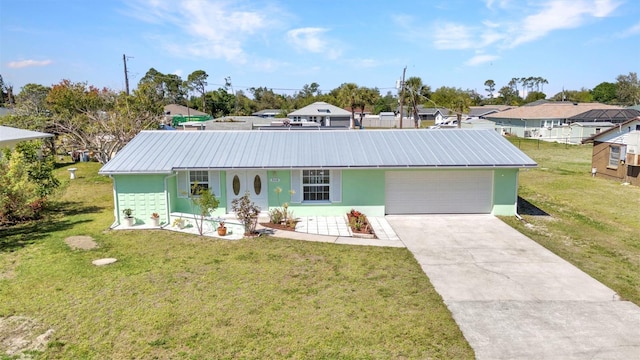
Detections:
98,129,536,227
287,102,351,127
0,125,54,149
252,109,284,118
485,101,622,140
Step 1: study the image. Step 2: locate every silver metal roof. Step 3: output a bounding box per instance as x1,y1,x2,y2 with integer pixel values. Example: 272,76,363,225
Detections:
98,129,537,175
0,125,54,144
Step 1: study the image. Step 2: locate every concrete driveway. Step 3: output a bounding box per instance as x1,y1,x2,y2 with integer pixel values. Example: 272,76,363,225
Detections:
386,214,640,360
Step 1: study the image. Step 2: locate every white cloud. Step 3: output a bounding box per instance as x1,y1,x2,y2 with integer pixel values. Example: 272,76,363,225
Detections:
465,54,499,66
124,0,281,62
433,23,475,49
286,27,342,59
7,59,52,68
616,21,640,38
510,0,620,47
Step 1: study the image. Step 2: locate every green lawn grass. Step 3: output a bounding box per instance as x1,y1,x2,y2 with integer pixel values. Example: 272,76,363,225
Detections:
502,138,640,305
0,162,473,359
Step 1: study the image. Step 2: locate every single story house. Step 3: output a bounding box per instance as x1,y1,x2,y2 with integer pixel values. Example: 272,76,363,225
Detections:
582,117,640,186
485,102,622,139
98,129,537,227
0,125,54,150
287,102,351,127
163,104,212,127
252,109,283,118
567,108,640,125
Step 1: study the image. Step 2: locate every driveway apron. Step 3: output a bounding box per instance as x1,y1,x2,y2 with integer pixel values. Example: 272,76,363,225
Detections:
387,214,640,360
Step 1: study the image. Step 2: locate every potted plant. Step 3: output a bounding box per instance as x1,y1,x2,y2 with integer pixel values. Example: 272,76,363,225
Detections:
150,212,160,227
217,220,227,236
122,208,135,227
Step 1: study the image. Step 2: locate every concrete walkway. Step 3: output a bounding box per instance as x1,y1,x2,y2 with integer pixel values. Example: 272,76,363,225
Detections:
387,214,640,360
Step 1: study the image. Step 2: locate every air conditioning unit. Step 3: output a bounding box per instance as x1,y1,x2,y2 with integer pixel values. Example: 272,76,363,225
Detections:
626,153,640,166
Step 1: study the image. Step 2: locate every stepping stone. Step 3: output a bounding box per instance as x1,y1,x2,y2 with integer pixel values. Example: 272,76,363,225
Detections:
92,258,117,266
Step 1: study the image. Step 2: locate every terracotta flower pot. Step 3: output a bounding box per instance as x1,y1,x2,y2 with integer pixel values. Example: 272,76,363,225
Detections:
217,226,227,236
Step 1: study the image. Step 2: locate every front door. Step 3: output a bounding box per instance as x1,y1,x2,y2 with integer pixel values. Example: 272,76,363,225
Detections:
226,170,268,213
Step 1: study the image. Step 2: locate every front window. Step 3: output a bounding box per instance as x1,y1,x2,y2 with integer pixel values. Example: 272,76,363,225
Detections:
302,169,330,201
608,146,620,169
190,170,209,195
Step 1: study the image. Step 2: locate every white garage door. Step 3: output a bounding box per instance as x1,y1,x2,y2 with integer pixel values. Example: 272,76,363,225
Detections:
385,171,493,214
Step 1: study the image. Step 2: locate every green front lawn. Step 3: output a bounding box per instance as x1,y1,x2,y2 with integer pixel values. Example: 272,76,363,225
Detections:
0,162,473,359
503,138,640,305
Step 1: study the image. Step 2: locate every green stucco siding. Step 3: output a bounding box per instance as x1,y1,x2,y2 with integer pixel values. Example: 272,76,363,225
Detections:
492,168,518,215
115,174,168,225
267,170,292,207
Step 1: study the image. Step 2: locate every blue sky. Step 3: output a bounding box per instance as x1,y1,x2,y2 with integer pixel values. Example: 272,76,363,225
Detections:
1,0,639,99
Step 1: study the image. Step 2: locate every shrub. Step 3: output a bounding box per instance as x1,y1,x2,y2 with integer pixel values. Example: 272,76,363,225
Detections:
231,191,260,235
0,143,60,225
268,208,283,224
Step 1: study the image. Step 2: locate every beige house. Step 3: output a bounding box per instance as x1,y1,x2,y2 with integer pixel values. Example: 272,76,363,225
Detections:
485,102,622,141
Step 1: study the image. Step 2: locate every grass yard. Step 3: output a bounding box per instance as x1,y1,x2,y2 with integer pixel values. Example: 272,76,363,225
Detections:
0,162,473,359
503,138,640,305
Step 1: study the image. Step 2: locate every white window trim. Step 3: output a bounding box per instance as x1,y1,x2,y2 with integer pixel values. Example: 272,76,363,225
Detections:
178,170,221,198
608,145,621,169
290,169,341,204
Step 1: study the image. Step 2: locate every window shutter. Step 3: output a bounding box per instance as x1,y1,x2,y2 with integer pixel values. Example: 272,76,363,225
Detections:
208,170,220,197
177,171,188,198
291,170,302,203
330,170,342,203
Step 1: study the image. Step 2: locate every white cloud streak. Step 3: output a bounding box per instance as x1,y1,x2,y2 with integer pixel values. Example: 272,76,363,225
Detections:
429,0,621,65
465,54,499,66
124,0,280,63
286,27,342,59
616,21,640,37
510,0,621,47
7,59,53,68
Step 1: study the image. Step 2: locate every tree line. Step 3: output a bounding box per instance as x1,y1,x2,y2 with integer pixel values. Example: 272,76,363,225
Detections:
0,70,638,163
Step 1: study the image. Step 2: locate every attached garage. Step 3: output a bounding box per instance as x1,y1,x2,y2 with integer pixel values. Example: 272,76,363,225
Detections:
385,170,493,214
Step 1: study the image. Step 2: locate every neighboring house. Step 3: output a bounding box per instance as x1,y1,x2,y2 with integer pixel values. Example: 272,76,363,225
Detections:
0,125,54,150
203,116,273,130
252,109,283,118
567,109,640,124
582,117,640,186
287,102,352,127
468,105,513,119
163,104,212,127
98,129,537,227
461,117,497,130
485,102,622,140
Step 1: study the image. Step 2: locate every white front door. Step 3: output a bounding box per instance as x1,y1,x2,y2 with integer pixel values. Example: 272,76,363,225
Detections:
226,170,268,213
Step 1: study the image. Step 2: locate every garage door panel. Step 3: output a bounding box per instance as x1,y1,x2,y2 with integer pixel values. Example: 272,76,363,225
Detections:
385,171,493,214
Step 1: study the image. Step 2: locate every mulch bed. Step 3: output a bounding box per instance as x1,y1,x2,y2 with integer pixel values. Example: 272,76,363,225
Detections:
259,222,296,232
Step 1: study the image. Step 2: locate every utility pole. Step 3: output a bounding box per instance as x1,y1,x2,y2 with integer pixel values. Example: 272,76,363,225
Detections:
398,66,406,129
123,54,131,95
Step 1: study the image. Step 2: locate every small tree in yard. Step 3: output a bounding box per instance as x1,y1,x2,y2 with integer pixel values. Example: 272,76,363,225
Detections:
189,185,219,236
0,142,61,225
231,191,260,235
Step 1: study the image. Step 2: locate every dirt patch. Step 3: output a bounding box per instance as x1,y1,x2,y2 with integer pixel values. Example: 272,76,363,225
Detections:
64,235,98,250
0,316,54,357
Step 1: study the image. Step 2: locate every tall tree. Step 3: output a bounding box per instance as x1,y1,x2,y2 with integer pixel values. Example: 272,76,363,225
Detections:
498,86,520,105
592,82,618,104
403,77,431,128
484,79,496,98
47,80,162,164
615,72,640,105
331,83,380,128
186,70,209,113
15,83,51,116
431,86,472,128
